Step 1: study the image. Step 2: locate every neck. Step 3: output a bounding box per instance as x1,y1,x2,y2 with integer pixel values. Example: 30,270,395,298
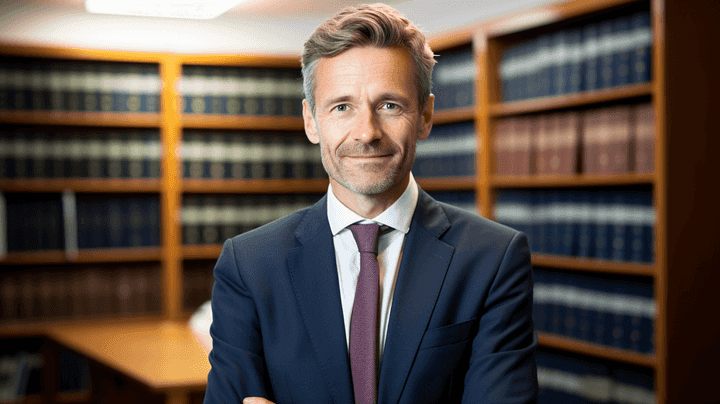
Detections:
330,176,410,219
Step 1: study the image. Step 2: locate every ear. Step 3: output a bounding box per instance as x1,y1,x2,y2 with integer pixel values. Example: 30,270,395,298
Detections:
417,93,434,141
303,99,319,144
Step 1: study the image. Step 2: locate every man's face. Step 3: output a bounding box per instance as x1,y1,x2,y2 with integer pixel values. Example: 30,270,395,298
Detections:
303,46,433,198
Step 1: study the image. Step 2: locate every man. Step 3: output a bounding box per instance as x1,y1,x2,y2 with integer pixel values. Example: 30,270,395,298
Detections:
204,4,538,403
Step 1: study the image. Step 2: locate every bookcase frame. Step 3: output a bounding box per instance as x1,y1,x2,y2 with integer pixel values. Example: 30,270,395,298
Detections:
3,0,719,401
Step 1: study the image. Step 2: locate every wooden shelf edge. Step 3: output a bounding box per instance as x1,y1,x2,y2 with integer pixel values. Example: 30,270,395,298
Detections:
0,247,162,265
182,178,329,194
0,178,162,193
182,244,223,260
0,111,161,128
490,173,655,188
433,106,476,125
532,254,656,276
55,390,92,404
416,176,477,191
538,332,657,368
0,315,165,338
181,114,304,131
489,83,653,117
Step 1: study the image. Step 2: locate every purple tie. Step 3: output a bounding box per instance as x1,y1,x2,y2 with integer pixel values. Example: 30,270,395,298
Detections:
348,223,382,404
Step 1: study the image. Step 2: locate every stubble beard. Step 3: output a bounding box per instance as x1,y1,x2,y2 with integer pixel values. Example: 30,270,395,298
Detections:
319,138,415,196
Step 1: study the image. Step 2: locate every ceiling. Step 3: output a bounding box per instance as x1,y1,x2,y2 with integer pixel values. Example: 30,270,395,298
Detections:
0,0,557,54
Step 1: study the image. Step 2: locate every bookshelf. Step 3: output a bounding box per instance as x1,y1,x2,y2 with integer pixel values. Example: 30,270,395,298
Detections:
475,0,720,403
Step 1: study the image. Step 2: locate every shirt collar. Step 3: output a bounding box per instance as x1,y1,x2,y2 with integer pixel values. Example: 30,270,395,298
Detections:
327,173,419,236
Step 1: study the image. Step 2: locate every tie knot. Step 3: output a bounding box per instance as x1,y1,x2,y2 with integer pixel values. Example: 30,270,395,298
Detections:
348,223,382,255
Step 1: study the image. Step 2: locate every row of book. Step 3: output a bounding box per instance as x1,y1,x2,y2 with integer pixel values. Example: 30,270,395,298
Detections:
427,191,478,215
494,103,654,176
537,349,654,404
431,47,475,111
0,264,162,320
494,189,654,263
76,194,160,250
181,194,323,245
184,261,215,311
0,192,160,253
0,129,162,179
180,65,304,116
181,131,326,180
413,121,476,178
533,269,654,353
0,58,161,113
501,10,652,102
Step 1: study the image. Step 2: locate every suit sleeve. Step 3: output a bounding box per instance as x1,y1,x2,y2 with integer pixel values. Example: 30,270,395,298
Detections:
462,231,539,403
204,238,275,403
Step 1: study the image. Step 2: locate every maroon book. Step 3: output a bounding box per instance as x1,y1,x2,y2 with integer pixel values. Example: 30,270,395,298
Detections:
634,103,655,173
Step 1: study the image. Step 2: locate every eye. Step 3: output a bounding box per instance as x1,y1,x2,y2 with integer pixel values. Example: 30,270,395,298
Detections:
334,104,348,112
383,102,398,110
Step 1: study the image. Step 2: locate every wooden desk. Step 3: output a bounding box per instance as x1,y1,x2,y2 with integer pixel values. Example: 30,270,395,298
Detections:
46,320,210,404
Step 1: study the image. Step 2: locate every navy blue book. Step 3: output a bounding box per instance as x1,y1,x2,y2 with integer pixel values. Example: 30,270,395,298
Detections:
613,367,655,403
551,30,568,97
594,192,612,260
599,18,616,89
106,197,124,248
613,15,633,87
631,11,653,84
582,22,602,92
564,27,584,94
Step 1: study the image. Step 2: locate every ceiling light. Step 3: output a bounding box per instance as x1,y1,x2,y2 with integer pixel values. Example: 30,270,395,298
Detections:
85,0,244,19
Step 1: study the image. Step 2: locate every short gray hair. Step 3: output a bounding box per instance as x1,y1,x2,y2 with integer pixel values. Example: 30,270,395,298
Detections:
301,3,436,114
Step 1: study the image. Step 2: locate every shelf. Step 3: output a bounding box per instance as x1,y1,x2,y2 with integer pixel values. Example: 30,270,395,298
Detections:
489,83,653,117
537,332,656,368
183,244,223,260
182,178,329,194
432,107,476,125
181,114,304,131
490,173,655,188
55,391,91,404
532,254,656,277
416,176,477,191
0,178,162,193
0,110,161,128
0,314,164,338
0,247,162,265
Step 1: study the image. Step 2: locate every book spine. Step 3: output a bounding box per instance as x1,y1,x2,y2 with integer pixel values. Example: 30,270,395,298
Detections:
0,192,5,258
631,11,652,85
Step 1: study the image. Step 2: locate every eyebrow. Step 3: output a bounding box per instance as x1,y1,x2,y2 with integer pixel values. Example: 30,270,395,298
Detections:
321,92,412,108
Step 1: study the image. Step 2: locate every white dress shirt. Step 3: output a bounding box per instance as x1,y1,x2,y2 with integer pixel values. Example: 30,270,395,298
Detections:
326,173,419,362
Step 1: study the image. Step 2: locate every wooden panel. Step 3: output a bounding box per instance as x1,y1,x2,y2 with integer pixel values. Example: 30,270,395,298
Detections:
182,178,329,194
416,177,476,191
532,254,656,277
182,245,223,261
0,44,166,63
177,54,300,68
0,247,162,265
491,173,655,188
432,107,475,125
181,115,304,131
0,179,162,193
0,110,161,128
538,332,657,368
489,83,653,117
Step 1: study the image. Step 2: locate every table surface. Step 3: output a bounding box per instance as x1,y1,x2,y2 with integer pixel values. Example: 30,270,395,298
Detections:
46,319,211,392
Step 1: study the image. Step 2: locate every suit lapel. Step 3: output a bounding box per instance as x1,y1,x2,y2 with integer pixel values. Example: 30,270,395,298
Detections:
287,196,354,404
378,190,454,404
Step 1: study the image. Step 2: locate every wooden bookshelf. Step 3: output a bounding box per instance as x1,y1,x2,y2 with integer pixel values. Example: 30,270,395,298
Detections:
182,245,223,261
532,254,656,277
0,179,162,193
181,114,304,131
432,107,475,125
0,110,161,128
181,178,328,194
0,247,162,265
488,82,653,117
490,173,655,188
537,332,656,368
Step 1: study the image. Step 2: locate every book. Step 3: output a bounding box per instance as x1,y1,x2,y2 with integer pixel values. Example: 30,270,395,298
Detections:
608,105,632,173
631,11,653,85
633,103,655,173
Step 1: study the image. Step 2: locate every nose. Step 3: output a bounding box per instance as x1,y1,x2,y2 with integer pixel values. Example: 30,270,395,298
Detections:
351,106,382,143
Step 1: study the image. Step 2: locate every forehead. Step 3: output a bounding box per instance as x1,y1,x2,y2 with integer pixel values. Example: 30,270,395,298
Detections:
313,46,417,102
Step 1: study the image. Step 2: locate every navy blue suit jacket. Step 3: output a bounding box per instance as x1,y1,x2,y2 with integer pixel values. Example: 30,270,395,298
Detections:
204,189,538,403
